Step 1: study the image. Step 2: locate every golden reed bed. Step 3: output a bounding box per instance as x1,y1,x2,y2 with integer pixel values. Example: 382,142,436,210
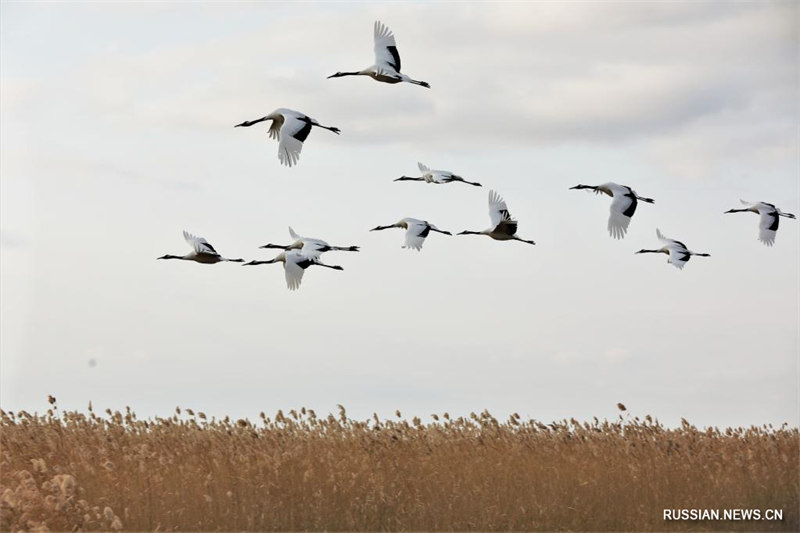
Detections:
1,401,797,532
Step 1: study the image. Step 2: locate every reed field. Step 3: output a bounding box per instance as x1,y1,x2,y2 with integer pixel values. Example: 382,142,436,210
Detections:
1,401,797,532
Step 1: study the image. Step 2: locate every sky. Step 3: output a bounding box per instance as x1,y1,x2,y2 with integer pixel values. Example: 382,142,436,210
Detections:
1,1,798,429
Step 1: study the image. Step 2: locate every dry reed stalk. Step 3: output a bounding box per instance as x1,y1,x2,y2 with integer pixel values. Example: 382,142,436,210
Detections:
1,403,797,531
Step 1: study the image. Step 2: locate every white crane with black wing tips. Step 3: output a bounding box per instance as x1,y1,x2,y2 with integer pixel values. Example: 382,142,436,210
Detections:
635,229,710,270
457,190,536,245
328,21,430,88
395,162,482,187
234,108,340,167
570,182,654,239
157,231,244,264
724,200,796,247
370,218,451,251
259,227,360,259
243,250,343,291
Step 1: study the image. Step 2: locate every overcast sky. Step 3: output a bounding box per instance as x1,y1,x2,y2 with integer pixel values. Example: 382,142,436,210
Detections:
1,1,798,428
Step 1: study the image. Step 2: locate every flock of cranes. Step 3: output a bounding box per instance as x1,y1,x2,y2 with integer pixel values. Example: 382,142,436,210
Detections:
159,20,796,290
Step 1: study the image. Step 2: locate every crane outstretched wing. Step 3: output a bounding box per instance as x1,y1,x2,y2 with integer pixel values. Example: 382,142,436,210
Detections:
403,219,429,251
283,254,306,291
183,230,219,255
655,228,687,249
488,190,514,229
276,115,312,167
667,248,691,270
417,162,438,183
758,210,779,247
267,115,283,140
608,193,636,239
374,21,401,73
